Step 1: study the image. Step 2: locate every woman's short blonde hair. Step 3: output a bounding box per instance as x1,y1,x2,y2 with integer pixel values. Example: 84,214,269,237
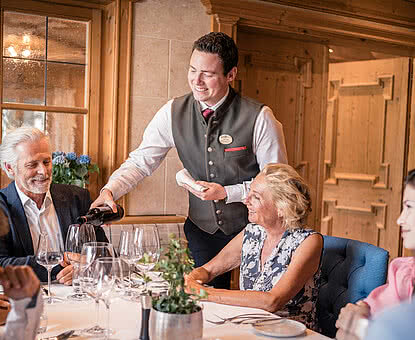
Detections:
261,163,312,230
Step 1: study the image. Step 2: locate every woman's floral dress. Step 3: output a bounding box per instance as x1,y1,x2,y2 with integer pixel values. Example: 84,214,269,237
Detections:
240,223,321,331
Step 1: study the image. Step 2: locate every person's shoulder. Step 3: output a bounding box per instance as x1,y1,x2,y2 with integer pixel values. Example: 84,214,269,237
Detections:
0,182,15,196
50,183,89,197
239,94,264,108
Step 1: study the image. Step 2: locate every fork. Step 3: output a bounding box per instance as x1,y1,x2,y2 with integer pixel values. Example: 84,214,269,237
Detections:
213,313,271,322
206,313,283,325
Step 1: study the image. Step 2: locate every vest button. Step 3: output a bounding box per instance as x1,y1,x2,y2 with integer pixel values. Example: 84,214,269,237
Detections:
207,147,213,152
208,160,214,166
218,220,223,225
216,209,222,214
209,173,215,178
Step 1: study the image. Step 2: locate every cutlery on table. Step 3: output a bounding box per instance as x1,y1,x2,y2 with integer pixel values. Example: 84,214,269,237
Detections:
206,313,284,325
41,329,75,340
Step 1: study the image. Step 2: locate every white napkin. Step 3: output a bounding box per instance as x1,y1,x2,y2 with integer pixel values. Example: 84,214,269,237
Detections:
176,168,207,192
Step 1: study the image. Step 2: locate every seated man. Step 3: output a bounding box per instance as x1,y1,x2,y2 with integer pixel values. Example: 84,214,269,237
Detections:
0,127,107,284
0,265,43,340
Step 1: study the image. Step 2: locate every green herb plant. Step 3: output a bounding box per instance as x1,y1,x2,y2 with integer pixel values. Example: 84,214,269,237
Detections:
151,235,207,314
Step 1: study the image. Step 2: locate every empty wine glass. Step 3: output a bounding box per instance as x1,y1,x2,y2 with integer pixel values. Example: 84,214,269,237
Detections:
35,232,64,304
94,257,123,339
134,225,160,293
118,229,141,298
65,223,96,300
79,242,115,336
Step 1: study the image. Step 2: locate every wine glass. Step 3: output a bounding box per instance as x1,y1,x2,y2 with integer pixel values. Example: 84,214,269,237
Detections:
65,223,96,300
79,242,115,336
134,225,160,293
93,257,123,339
35,232,64,304
118,229,141,298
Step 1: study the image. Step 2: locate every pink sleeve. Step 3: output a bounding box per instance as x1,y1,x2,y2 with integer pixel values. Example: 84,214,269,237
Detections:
364,257,415,317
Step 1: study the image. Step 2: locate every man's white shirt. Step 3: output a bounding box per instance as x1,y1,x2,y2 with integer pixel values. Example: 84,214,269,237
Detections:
15,185,63,253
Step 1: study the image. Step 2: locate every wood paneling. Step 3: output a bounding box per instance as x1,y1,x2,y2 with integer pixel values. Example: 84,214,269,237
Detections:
322,58,410,258
236,31,327,230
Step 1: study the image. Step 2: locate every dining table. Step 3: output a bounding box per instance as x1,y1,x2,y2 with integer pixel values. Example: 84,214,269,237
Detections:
36,283,331,340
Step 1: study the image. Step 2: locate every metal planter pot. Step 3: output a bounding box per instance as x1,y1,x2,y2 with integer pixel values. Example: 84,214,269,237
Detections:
149,308,203,340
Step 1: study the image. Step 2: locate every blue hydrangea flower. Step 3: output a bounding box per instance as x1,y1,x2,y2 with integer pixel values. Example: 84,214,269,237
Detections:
66,152,77,161
78,155,91,165
52,151,65,159
52,155,66,165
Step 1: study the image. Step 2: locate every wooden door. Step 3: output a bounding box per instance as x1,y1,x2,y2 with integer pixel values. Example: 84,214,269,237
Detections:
236,30,328,230
322,58,411,258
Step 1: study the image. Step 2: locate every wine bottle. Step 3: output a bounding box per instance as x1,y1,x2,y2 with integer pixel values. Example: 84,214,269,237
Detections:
76,204,124,226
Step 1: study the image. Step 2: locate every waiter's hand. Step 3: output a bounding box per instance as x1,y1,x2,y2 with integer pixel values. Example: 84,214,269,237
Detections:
91,189,117,212
183,181,227,201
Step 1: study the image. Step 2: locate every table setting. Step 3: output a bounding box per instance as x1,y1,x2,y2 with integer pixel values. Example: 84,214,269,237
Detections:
1,223,330,340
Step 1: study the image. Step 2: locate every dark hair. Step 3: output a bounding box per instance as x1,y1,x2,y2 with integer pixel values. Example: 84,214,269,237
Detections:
192,32,238,75
405,169,415,187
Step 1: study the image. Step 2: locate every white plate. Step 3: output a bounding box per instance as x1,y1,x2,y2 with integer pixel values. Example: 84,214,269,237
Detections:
252,319,306,338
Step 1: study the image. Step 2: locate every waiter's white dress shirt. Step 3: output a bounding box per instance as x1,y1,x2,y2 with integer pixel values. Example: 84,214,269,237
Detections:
104,93,288,203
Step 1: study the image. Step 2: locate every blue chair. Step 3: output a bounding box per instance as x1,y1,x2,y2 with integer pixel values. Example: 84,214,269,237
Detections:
317,235,389,338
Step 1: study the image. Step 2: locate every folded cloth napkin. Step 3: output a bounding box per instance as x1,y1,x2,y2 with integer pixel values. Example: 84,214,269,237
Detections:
176,169,207,192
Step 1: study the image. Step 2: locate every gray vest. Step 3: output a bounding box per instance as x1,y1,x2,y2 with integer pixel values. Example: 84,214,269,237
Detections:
172,87,263,235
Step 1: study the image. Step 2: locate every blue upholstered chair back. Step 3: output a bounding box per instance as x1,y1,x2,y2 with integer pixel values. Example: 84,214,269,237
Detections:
317,235,389,338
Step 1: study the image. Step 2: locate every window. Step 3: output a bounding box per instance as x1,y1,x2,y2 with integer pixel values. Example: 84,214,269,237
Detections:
0,0,101,191
2,11,88,153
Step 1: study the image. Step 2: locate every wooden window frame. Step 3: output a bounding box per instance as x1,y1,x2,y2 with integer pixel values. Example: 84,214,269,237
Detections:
0,0,101,195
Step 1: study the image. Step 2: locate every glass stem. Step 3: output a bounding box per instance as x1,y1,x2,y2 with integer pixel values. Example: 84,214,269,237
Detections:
105,302,110,340
128,264,132,292
47,267,52,302
95,299,100,327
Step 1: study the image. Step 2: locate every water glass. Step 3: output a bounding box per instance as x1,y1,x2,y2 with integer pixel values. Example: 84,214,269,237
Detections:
65,223,96,301
36,233,64,304
134,225,160,293
118,229,141,298
79,242,115,336
94,257,123,339
37,309,48,334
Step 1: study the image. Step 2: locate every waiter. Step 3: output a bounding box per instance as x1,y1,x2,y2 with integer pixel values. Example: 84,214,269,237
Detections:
92,32,288,288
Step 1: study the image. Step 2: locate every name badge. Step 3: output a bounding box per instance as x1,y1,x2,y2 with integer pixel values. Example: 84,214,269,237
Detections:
219,134,233,145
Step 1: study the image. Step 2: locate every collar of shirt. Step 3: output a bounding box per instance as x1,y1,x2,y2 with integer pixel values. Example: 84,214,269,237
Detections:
199,86,230,112
15,183,52,213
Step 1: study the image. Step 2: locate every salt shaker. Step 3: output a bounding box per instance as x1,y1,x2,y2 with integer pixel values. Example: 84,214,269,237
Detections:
139,295,152,340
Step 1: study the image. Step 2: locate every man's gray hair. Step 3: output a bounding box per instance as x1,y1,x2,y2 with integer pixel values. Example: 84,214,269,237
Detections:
0,127,49,179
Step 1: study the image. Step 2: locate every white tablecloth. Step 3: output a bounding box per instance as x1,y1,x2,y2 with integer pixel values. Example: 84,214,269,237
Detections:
39,284,330,340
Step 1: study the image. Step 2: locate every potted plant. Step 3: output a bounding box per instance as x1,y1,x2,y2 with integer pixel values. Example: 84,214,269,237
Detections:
147,235,207,340
52,151,99,188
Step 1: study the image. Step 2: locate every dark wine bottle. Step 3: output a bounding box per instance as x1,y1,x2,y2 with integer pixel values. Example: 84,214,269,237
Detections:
76,204,124,226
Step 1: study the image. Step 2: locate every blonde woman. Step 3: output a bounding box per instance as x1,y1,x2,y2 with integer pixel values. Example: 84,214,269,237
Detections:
185,163,323,330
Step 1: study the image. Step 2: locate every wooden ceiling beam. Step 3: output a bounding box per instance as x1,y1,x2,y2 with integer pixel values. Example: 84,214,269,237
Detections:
200,0,415,56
